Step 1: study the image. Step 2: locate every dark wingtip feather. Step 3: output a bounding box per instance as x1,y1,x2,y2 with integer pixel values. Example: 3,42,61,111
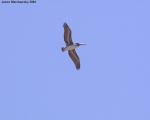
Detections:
63,22,68,27
76,64,80,70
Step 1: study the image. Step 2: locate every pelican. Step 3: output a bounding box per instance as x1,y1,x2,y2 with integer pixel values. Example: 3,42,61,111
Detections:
62,22,86,70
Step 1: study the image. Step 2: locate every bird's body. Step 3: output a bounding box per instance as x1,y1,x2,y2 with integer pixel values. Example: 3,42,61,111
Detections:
62,43,79,52
62,22,85,70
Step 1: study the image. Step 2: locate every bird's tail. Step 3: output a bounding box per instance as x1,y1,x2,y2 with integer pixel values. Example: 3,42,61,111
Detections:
61,47,65,52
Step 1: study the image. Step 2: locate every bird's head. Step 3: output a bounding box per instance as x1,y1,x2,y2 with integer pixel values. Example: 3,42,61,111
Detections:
75,43,86,46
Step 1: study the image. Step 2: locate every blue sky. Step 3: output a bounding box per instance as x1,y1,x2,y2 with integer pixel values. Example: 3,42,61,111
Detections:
0,0,150,120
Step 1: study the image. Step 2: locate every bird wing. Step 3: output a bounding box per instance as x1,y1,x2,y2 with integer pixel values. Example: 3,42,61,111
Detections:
63,23,73,46
68,49,80,70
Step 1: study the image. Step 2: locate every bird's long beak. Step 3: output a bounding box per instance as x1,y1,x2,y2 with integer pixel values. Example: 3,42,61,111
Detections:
79,43,86,45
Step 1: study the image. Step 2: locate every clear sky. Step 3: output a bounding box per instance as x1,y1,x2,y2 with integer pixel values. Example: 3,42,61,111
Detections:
0,0,150,120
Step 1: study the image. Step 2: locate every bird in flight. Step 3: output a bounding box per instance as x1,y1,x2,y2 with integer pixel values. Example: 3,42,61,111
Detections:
62,22,86,70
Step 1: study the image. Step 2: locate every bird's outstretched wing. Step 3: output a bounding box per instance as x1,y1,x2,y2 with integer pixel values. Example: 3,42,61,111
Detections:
68,50,80,70
63,23,73,46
